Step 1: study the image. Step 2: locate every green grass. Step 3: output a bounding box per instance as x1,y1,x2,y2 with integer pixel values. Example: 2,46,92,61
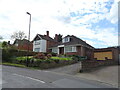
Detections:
1,62,42,70
12,56,33,61
2,62,26,68
13,56,73,61
51,57,72,60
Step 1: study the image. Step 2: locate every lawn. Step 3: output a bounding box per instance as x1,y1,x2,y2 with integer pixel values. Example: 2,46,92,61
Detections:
12,56,33,61
51,57,72,60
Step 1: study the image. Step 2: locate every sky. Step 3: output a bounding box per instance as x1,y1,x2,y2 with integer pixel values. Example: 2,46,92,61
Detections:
0,0,119,48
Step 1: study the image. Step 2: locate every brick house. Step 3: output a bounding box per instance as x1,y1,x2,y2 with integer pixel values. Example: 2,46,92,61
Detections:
50,35,94,60
13,39,33,51
32,31,57,52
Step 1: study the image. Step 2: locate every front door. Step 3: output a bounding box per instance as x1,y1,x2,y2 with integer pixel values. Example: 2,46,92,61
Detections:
59,47,64,55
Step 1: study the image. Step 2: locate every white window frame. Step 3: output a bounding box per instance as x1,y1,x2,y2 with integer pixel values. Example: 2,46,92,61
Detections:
52,47,58,53
34,48,40,52
65,46,76,52
34,40,40,45
62,37,70,43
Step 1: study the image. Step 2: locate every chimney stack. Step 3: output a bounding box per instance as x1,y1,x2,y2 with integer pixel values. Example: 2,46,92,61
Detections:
54,34,62,42
54,34,58,42
46,31,49,36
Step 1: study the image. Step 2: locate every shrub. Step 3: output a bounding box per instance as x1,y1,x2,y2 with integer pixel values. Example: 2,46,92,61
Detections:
50,52,57,56
71,55,87,61
54,59,59,64
47,54,52,59
2,48,37,62
33,53,46,59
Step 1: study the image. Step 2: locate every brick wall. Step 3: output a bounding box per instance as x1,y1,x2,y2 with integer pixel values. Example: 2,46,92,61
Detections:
18,43,33,51
80,59,118,72
46,41,57,53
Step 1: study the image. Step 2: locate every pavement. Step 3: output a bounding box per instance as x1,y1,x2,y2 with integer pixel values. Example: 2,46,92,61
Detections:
46,62,119,88
2,65,114,88
75,65,119,88
47,62,81,75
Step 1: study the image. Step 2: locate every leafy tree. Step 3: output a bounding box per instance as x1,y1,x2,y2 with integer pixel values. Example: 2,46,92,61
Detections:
57,34,62,42
2,41,8,48
11,31,27,40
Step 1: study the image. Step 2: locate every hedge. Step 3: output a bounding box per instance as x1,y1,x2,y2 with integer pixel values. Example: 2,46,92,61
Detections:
2,48,37,62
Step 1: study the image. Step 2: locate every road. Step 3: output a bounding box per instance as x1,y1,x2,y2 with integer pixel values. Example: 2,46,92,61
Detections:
2,65,116,88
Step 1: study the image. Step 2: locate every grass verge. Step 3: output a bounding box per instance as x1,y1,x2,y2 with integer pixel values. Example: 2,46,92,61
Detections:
2,62,26,68
1,62,42,70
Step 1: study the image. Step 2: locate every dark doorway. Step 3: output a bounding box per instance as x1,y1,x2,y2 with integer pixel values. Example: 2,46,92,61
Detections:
59,47,64,55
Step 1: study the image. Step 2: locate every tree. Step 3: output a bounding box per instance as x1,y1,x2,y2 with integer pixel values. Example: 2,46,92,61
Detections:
2,41,8,48
11,31,27,40
57,34,62,42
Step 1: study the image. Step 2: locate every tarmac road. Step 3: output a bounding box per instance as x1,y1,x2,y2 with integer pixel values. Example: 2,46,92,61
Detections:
2,65,116,88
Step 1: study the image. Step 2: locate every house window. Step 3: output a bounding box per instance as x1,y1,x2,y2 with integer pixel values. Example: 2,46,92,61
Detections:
65,46,76,52
62,37,70,43
72,46,77,52
34,48,40,52
52,48,57,53
35,40,40,45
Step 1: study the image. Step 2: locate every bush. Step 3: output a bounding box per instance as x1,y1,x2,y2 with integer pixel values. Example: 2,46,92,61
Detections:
71,55,87,61
47,54,52,59
2,48,17,62
2,48,37,62
33,53,46,59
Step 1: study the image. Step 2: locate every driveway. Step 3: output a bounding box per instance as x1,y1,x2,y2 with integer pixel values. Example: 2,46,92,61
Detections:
47,62,81,75
75,65,119,88
46,63,119,88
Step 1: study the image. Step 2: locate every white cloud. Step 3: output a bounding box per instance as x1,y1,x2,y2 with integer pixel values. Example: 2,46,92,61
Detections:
0,0,118,48
106,0,118,24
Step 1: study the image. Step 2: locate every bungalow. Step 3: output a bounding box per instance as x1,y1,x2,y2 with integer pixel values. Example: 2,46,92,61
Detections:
13,39,33,51
50,35,94,60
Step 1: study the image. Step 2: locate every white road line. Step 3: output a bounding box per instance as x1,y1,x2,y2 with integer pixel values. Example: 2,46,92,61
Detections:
13,73,45,83
37,70,50,72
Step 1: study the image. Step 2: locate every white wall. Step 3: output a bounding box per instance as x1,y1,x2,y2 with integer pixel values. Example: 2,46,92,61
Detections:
33,39,46,52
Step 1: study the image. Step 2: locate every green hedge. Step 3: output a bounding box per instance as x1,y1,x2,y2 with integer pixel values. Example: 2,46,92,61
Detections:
2,48,37,62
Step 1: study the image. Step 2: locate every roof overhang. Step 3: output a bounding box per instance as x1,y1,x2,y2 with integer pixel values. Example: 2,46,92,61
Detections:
58,45,64,47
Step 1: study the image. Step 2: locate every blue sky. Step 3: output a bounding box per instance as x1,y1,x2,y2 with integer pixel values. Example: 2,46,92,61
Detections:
0,0,119,48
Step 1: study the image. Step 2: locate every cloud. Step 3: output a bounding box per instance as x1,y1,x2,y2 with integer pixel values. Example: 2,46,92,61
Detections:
106,0,118,24
0,0,118,48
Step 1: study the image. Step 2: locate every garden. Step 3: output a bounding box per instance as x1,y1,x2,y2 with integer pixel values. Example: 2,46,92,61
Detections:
2,48,87,69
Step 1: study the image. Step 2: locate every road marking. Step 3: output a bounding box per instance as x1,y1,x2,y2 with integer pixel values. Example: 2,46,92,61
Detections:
43,71,50,72
13,73,45,83
37,70,50,72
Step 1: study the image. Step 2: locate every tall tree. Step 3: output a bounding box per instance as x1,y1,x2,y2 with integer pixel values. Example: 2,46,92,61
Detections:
57,34,62,42
2,41,8,48
11,31,27,40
